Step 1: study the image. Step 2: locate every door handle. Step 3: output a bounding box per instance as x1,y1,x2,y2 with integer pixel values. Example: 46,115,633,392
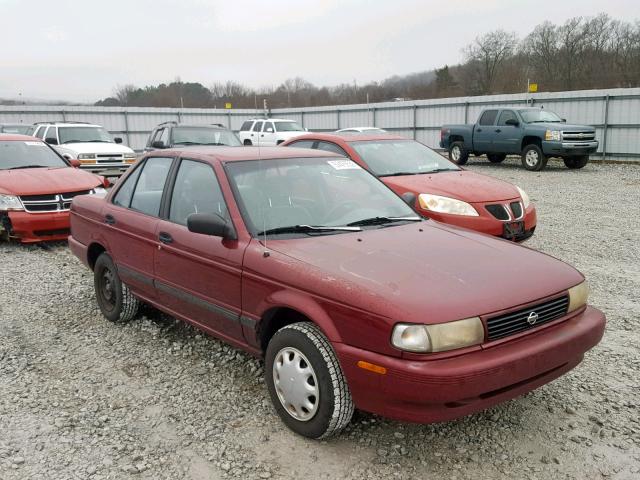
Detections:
158,232,173,244
477,128,482,132
495,129,502,133
104,214,115,225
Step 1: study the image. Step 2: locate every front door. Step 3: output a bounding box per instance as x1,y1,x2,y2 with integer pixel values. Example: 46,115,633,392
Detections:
250,121,264,146
104,156,174,299
474,109,499,152
494,110,521,153
261,121,277,146
154,158,246,341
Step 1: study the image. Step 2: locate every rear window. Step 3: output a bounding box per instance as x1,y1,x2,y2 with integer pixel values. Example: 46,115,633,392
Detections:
240,121,254,131
479,110,499,126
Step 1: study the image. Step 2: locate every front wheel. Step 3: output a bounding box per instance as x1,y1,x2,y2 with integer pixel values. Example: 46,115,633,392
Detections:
94,253,140,323
265,322,354,439
487,153,506,163
521,144,548,171
563,156,589,169
448,141,469,165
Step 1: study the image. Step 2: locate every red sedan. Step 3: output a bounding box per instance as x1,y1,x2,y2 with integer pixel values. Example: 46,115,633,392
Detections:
69,147,604,439
282,133,536,241
0,134,108,243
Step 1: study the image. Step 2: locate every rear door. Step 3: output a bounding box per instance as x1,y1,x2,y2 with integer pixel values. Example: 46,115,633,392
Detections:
494,110,521,153
261,121,277,146
154,158,246,340
250,121,264,146
103,156,174,299
473,110,499,152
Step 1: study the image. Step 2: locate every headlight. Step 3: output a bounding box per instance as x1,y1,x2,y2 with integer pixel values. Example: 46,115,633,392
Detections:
391,317,484,353
124,153,137,159
418,194,479,216
568,281,589,313
78,154,96,160
90,187,108,197
516,186,531,209
0,194,24,211
545,130,561,141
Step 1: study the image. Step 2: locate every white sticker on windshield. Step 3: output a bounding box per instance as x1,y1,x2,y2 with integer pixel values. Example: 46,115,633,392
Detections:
327,159,361,170
24,141,45,146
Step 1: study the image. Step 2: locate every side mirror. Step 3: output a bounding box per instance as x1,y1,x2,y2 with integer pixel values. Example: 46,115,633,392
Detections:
102,177,111,187
69,159,81,168
561,118,567,123
187,213,236,240
151,140,165,149
505,118,519,127
46,137,58,145
401,191,417,208
114,137,123,144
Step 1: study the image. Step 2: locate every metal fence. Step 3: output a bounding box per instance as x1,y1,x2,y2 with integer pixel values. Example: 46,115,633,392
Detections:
1,87,639,160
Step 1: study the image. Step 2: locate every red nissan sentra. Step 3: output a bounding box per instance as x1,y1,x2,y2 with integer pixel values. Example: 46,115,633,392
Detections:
282,133,536,241
0,134,108,243
68,147,604,439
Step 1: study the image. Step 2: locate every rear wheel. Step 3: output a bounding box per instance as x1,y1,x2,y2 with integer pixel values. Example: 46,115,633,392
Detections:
265,322,354,439
563,156,589,169
487,153,506,163
448,141,469,165
94,253,140,323
243,139,253,146
521,144,548,171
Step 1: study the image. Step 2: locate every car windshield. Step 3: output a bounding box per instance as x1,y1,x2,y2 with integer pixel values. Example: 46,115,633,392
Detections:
0,140,68,170
1,125,33,135
172,127,241,146
518,109,563,123
350,140,460,176
225,157,419,237
274,122,304,132
58,126,113,144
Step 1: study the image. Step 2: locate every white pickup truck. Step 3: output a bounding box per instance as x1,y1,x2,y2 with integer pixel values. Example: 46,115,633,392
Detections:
238,118,308,146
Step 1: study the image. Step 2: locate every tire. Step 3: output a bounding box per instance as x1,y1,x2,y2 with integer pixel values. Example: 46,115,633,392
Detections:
243,139,253,146
265,322,354,439
94,253,140,323
448,141,469,165
563,155,589,169
487,153,506,163
521,144,548,171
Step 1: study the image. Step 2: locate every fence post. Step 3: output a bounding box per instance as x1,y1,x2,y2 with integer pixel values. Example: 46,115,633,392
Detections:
301,111,305,129
336,109,340,130
413,105,417,140
372,107,376,127
177,111,182,123
464,102,469,123
227,112,232,129
61,110,67,122
602,94,610,160
123,110,131,147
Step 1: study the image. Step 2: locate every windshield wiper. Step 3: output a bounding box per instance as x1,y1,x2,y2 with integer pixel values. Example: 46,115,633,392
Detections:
173,141,200,145
61,140,83,144
8,165,48,170
85,140,111,143
422,168,458,173
378,171,421,177
346,216,421,227
256,224,362,236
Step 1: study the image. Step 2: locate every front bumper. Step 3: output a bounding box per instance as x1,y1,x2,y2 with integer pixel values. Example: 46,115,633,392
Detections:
4,210,71,243
335,306,605,424
542,140,598,157
418,201,537,242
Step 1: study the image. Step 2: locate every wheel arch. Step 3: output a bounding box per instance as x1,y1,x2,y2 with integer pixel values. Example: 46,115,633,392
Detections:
521,136,542,151
87,242,107,270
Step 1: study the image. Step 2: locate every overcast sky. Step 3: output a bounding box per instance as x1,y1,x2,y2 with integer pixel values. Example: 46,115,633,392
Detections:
0,0,636,102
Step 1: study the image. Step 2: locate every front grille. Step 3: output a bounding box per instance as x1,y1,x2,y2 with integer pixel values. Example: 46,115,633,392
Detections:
486,204,510,220
19,190,91,213
97,153,124,159
486,295,569,340
562,131,595,141
510,202,523,219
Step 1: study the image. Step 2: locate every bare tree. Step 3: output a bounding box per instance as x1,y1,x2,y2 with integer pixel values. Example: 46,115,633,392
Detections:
464,30,518,94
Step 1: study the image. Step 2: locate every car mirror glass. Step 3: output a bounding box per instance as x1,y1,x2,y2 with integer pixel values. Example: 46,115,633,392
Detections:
114,137,123,144
151,140,165,149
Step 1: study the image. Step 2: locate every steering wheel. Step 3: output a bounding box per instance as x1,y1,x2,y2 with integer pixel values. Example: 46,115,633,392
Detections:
325,201,362,222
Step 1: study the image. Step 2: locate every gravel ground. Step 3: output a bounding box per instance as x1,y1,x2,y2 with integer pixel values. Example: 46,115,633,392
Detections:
1,157,639,480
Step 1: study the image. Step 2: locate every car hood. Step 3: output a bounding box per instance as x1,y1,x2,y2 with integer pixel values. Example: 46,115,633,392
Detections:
381,169,520,203
530,122,595,131
266,222,583,325
276,131,308,139
54,142,134,154
0,167,102,195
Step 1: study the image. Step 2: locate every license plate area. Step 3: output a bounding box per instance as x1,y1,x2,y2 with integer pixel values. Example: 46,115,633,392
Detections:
504,220,525,239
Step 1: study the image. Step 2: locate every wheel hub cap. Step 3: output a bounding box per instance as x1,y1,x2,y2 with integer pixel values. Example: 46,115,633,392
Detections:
273,347,319,422
526,150,539,166
452,146,460,161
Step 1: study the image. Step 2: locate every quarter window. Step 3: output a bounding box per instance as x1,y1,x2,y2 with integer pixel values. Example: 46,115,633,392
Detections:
129,157,173,217
479,110,499,126
169,160,229,226
113,164,144,208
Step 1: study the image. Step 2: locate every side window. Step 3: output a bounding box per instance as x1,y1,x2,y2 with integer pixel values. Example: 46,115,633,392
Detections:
45,127,58,142
130,157,173,217
289,140,315,149
34,126,46,139
240,121,253,131
252,121,264,132
479,110,499,126
113,163,144,208
159,128,170,145
265,122,275,133
169,159,229,226
497,110,518,126
147,129,159,146
316,141,348,156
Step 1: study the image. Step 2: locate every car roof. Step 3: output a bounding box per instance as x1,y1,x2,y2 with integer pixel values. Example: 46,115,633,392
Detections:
286,132,407,143
147,146,342,164
34,122,101,128
245,118,298,122
0,134,41,141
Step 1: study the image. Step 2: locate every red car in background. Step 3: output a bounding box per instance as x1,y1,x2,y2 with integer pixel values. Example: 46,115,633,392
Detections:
0,134,108,243
282,133,537,241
